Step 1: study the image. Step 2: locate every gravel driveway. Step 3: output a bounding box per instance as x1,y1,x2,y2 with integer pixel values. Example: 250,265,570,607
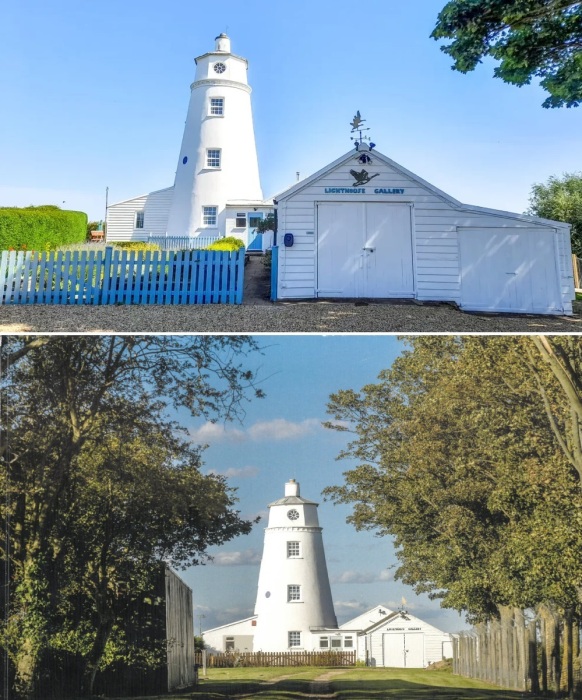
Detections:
1,300,581,334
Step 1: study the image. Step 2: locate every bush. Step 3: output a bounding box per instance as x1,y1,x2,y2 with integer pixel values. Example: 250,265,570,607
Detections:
113,242,161,252
0,206,87,251
205,236,245,252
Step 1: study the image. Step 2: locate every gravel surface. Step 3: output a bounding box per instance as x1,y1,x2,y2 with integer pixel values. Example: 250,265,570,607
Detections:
0,300,581,334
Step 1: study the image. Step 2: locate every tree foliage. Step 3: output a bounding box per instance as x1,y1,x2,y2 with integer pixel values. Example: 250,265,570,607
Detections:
0,336,263,697
323,337,582,623
431,1,582,108
527,172,582,255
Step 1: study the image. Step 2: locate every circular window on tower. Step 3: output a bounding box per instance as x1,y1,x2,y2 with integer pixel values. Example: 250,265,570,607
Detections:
214,62,226,74
287,509,299,521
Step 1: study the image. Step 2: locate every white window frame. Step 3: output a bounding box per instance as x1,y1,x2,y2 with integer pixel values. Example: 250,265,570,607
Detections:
343,636,354,648
287,584,301,602
134,210,144,229
287,541,300,558
331,637,342,649
209,97,225,116
288,631,301,648
235,212,247,228
319,636,329,649
202,206,218,227
206,149,221,169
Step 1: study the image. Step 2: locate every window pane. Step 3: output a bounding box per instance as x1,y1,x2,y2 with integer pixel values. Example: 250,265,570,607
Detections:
203,206,217,226
287,541,300,558
236,213,246,228
319,637,329,648
344,637,353,648
288,631,300,647
207,149,221,168
210,98,224,115
287,585,301,601
135,211,144,229
331,638,341,648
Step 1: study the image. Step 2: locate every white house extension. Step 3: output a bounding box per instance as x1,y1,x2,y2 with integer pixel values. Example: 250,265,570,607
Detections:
273,142,574,315
106,34,272,249
203,480,452,667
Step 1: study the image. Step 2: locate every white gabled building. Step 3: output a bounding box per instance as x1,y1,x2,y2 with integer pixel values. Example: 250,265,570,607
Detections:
106,34,273,248
273,142,574,315
202,480,452,667
341,605,453,668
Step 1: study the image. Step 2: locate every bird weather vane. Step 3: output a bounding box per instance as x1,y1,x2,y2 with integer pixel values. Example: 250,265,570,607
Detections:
350,111,376,160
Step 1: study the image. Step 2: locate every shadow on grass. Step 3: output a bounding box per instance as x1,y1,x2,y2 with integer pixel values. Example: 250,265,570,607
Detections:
186,677,526,699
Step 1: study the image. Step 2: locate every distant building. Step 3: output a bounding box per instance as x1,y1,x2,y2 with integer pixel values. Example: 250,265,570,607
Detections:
203,480,452,667
106,34,272,249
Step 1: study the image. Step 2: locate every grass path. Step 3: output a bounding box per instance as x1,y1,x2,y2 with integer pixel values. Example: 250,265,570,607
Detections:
165,666,529,700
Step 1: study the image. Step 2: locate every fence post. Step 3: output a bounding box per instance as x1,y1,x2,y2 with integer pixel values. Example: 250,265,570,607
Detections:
270,246,278,302
572,254,580,289
101,246,113,304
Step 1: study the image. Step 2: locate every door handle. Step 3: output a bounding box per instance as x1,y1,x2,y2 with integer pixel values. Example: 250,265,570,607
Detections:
362,247,375,252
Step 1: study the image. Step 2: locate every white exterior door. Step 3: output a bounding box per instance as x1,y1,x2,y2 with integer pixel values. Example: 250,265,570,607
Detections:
383,633,424,668
459,228,563,314
317,203,414,298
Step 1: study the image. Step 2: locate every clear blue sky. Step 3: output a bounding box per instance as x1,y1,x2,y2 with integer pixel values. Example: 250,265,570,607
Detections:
178,336,467,636
1,0,581,221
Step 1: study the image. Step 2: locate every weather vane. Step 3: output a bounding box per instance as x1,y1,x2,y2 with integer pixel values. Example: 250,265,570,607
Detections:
350,111,376,163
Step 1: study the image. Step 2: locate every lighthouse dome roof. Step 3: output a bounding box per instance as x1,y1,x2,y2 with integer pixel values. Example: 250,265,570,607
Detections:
268,494,317,507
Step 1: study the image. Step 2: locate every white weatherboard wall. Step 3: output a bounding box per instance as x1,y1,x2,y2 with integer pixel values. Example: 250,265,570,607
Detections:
274,149,573,314
107,188,173,242
252,480,337,652
203,617,257,653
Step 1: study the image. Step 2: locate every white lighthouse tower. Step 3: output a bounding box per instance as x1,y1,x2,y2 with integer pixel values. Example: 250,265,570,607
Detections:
252,479,337,651
166,33,263,237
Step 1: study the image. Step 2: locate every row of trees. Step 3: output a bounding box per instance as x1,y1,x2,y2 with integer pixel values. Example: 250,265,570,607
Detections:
324,336,582,694
0,336,263,698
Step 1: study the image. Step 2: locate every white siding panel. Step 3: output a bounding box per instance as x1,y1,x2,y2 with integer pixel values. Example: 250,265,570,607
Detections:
107,187,173,242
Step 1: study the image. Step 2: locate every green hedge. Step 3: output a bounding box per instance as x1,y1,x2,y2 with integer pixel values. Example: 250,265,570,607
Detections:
205,236,245,252
0,205,88,251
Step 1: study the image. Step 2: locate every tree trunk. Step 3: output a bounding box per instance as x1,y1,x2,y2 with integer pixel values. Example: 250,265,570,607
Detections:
528,615,540,695
82,613,115,697
563,609,574,699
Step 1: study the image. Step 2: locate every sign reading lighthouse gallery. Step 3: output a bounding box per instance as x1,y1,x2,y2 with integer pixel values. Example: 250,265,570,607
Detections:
324,187,405,194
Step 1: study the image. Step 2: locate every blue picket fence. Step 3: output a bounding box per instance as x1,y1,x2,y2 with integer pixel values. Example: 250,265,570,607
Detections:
0,247,245,305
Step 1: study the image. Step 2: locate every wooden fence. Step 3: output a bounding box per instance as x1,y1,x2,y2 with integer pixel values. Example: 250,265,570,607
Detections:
573,254,582,290
146,234,222,250
195,650,356,668
453,607,581,697
0,247,245,305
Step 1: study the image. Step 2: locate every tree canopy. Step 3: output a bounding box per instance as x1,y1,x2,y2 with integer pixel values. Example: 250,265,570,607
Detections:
527,172,582,255
323,337,582,623
431,1,582,108
0,336,263,697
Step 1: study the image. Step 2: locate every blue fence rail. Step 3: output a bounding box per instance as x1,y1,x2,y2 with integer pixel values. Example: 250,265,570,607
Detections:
146,234,222,250
0,248,245,305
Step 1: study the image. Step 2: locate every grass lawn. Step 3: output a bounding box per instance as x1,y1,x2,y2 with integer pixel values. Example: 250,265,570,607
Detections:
144,666,529,700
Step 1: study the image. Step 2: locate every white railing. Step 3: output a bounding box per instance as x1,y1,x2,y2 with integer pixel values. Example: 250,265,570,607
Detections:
147,234,223,251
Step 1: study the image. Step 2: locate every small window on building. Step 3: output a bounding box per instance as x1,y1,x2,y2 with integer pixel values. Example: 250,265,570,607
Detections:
319,636,329,649
344,636,353,648
225,636,235,651
235,212,247,228
287,541,300,558
331,637,342,649
206,149,221,168
202,206,218,227
287,585,301,602
210,97,224,116
135,211,144,229
288,631,301,648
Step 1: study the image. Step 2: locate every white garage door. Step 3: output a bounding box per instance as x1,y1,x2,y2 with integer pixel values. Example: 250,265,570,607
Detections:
317,202,414,298
383,633,424,668
459,228,563,314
